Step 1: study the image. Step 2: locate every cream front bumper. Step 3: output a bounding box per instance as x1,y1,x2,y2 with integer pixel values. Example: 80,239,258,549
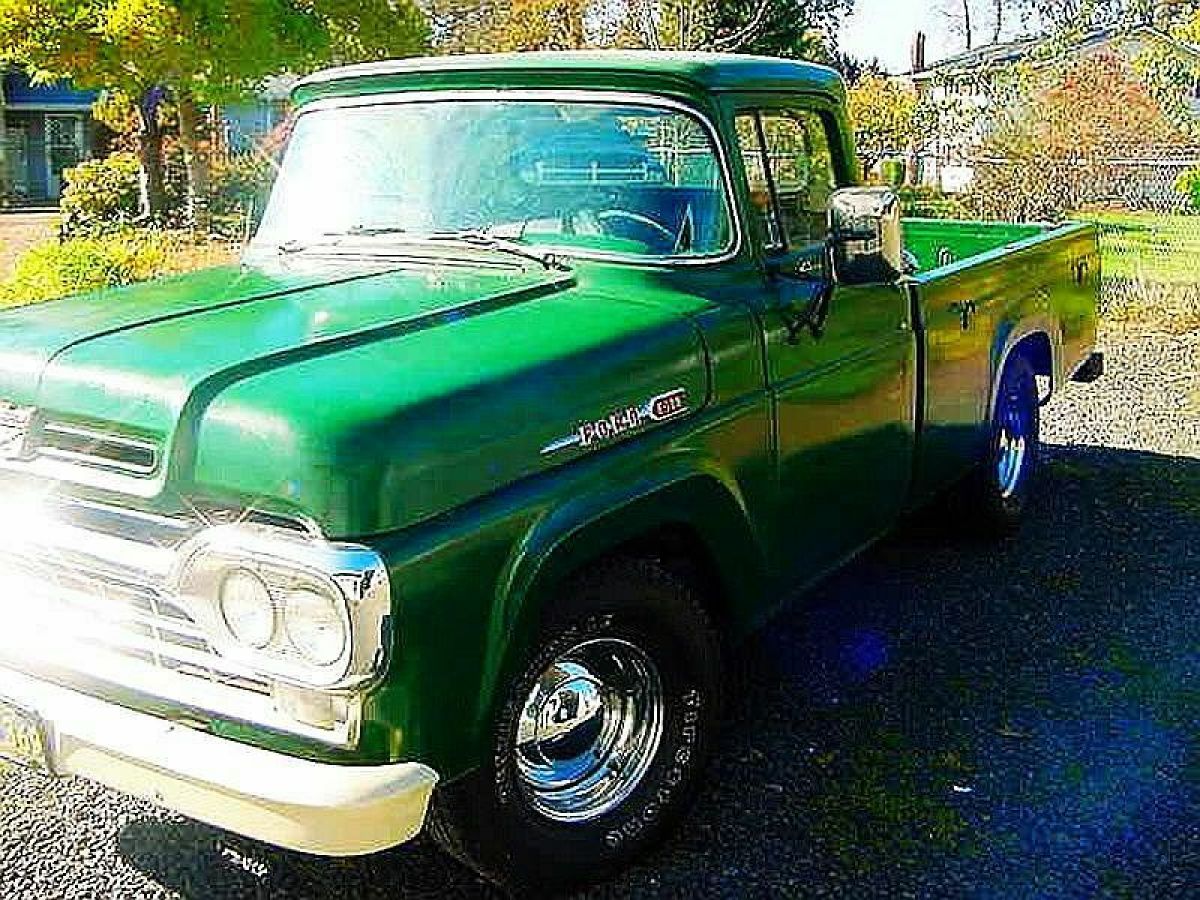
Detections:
0,665,439,856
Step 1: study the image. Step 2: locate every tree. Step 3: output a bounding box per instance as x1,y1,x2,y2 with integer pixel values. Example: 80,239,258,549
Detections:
705,0,854,57
831,51,886,84
1133,6,1200,135
429,0,590,52
970,51,1185,218
942,0,1020,51
847,75,920,175
432,0,855,58
0,0,427,222
1017,0,1200,30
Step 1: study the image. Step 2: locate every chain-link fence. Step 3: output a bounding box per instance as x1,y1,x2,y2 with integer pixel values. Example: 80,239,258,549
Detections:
1084,146,1200,214
1088,213,1200,331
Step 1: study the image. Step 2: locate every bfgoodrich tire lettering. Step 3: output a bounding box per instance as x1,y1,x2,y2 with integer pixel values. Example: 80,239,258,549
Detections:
428,556,722,892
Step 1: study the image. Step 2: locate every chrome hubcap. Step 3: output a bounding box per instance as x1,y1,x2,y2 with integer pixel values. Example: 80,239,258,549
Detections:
996,388,1030,499
515,638,664,823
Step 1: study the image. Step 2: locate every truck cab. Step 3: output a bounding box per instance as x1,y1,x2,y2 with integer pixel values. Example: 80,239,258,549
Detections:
0,52,1101,892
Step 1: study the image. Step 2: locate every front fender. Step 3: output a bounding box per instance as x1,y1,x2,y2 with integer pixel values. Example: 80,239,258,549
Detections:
474,455,765,737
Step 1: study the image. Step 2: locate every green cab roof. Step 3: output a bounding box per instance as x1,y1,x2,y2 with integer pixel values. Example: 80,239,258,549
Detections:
292,51,846,106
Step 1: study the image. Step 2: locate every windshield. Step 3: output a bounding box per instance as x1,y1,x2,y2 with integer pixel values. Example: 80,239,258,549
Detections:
252,98,734,261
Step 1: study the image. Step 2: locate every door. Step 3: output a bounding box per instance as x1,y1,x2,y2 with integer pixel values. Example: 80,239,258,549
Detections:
44,114,84,199
734,104,917,583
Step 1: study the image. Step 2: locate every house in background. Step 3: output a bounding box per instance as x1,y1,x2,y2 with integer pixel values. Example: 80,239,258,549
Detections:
1,69,105,206
0,66,292,209
907,25,1200,198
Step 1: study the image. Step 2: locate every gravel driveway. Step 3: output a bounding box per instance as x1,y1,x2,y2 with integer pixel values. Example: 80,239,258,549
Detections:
2,323,1197,899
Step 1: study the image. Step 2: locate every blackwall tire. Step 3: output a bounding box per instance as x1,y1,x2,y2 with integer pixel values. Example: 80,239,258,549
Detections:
428,556,723,894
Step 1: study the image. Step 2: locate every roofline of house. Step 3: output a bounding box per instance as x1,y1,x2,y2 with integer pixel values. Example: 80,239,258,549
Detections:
907,24,1200,80
4,103,94,112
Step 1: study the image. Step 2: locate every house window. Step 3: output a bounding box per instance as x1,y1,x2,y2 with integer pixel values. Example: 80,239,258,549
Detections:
45,114,85,199
4,126,30,199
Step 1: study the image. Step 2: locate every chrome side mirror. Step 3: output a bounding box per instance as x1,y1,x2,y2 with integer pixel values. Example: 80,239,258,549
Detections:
829,187,905,286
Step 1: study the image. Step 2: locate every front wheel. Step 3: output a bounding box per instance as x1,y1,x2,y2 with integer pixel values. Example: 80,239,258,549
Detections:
961,354,1040,534
428,557,723,893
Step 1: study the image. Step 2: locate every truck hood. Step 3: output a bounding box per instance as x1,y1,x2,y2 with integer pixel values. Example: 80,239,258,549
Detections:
0,259,713,535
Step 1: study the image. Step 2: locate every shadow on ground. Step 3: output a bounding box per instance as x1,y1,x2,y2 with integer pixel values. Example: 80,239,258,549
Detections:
117,444,1200,899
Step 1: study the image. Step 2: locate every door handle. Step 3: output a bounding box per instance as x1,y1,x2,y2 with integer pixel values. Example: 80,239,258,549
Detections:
949,299,977,330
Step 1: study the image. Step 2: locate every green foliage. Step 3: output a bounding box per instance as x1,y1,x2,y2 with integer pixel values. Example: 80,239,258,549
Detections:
1132,10,1200,138
1176,165,1200,211
847,75,919,176
59,152,142,238
0,0,427,102
880,159,906,187
0,230,168,308
0,0,427,219
898,185,970,220
706,0,852,57
431,0,851,56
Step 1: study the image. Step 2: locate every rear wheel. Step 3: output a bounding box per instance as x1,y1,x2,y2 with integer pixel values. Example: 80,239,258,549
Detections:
428,557,722,893
961,354,1040,534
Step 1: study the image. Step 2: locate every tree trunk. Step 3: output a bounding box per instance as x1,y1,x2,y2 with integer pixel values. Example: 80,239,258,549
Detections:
136,99,167,221
992,0,1003,42
176,94,211,232
962,0,973,50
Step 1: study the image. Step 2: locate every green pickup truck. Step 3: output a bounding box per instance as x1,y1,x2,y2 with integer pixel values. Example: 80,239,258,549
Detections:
0,52,1102,890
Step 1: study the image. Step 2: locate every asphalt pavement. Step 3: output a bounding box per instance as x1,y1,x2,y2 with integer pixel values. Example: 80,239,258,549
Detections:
1,325,1196,899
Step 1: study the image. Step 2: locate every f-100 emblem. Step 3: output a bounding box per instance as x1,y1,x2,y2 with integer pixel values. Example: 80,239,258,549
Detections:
541,389,690,456
0,402,34,460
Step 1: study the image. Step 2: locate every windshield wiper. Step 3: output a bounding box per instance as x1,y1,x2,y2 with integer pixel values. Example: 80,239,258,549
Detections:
274,226,410,255
428,229,571,273
274,226,570,272
323,225,412,238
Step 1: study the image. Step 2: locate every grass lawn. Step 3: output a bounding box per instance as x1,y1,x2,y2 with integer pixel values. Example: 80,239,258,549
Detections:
1084,211,1200,285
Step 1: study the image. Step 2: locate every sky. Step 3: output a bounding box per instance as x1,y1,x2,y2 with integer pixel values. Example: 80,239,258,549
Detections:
839,0,961,74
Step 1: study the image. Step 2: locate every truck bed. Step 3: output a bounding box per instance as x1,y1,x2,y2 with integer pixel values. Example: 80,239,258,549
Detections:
900,217,1101,502
903,218,1062,273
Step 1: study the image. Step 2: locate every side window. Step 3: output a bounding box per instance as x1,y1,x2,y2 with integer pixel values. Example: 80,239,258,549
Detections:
735,113,783,251
736,108,837,253
760,110,836,249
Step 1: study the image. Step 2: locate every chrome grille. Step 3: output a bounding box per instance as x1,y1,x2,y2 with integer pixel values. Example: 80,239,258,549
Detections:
0,549,271,697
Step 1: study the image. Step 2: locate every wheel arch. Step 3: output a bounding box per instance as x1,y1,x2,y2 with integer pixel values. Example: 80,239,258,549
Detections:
989,319,1060,416
473,466,764,734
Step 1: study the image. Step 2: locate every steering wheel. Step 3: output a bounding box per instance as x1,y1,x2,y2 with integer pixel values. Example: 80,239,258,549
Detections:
594,209,678,251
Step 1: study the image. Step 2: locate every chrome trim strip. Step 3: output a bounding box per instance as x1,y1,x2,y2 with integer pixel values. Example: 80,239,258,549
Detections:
279,89,745,269
39,422,160,476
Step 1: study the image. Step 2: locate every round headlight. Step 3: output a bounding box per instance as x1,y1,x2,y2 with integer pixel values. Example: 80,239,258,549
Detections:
283,586,347,666
219,569,276,649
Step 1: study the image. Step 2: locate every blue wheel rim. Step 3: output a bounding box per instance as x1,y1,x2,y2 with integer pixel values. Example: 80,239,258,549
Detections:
995,382,1032,499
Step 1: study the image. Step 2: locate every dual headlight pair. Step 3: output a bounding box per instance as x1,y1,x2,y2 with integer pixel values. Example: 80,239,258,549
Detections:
219,567,345,667
172,525,391,691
